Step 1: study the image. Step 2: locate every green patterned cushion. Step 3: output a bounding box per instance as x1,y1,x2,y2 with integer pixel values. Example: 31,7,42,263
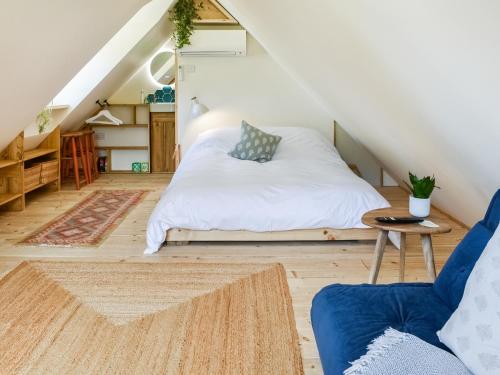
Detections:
228,121,282,163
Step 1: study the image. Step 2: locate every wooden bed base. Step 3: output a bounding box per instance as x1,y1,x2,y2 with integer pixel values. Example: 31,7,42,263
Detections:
166,227,378,244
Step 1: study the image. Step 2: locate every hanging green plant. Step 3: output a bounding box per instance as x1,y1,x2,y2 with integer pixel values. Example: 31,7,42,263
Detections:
169,0,203,49
36,107,52,134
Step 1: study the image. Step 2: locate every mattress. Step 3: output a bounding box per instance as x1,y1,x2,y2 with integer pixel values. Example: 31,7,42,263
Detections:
145,126,391,254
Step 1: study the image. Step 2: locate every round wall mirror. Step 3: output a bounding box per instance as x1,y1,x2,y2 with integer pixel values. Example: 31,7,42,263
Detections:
150,51,176,85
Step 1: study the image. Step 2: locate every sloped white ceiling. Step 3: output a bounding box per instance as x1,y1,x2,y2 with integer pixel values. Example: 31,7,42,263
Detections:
220,0,500,225
0,0,149,151
58,0,174,132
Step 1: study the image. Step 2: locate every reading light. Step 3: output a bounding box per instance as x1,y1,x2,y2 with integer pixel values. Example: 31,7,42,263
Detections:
190,97,209,119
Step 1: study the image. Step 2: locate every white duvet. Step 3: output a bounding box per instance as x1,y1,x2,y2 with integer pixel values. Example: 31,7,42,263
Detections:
145,127,391,254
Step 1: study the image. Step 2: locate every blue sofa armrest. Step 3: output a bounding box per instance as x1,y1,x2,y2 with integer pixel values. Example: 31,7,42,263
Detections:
312,189,500,375
311,283,451,375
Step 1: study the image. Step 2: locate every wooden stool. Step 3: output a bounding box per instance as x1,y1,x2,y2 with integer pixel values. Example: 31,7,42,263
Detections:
362,208,452,284
61,131,90,190
82,130,99,182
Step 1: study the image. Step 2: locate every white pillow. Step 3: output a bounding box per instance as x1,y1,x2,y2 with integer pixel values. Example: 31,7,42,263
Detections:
438,224,500,374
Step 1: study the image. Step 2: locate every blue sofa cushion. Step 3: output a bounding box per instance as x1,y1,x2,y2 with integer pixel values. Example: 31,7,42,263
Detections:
432,222,492,311
482,189,500,233
311,283,452,375
433,189,499,311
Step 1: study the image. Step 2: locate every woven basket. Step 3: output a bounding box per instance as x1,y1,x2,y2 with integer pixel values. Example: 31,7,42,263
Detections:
40,160,59,184
24,164,41,190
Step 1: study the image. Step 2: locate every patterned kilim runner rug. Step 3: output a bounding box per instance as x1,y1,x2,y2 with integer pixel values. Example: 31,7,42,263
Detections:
19,190,147,247
0,261,304,375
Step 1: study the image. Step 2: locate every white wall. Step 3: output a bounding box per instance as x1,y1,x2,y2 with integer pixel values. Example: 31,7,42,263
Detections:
0,0,148,151
221,0,500,226
176,33,332,152
53,0,170,110
109,64,165,104
110,29,389,186
21,0,174,149
110,38,178,104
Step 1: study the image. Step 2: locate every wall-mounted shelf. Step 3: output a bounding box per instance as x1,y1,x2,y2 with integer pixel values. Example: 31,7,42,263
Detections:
104,104,149,107
0,127,60,212
47,104,70,110
89,123,149,128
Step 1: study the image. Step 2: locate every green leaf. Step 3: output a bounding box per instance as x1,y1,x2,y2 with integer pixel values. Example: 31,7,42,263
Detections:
169,0,203,49
36,107,52,134
407,172,438,199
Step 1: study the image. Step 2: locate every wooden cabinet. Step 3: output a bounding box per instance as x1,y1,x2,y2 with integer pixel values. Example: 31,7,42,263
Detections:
150,112,176,173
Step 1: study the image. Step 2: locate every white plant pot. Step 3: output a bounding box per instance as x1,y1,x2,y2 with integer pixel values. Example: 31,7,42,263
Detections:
409,196,431,217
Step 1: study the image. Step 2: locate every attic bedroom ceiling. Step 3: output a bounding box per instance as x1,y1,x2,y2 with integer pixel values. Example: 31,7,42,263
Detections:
219,0,500,226
1,0,498,227
0,0,150,152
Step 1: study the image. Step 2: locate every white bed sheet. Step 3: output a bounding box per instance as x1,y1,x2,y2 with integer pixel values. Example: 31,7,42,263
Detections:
145,127,392,254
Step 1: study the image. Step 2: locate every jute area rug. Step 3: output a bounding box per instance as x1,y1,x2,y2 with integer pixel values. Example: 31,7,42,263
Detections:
19,190,147,247
0,261,303,375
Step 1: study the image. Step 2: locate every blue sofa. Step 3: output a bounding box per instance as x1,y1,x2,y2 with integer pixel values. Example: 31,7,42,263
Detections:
311,190,500,375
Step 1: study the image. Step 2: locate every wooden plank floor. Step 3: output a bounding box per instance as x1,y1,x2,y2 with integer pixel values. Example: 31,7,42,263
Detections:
0,174,467,375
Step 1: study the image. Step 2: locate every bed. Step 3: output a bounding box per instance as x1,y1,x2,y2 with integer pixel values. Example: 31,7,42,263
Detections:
145,126,391,254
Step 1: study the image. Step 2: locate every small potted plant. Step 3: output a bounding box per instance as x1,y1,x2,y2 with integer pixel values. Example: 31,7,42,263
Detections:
405,172,439,217
36,106,52,134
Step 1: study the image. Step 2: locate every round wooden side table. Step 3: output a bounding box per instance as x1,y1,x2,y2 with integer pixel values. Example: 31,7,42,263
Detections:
362,208,452,284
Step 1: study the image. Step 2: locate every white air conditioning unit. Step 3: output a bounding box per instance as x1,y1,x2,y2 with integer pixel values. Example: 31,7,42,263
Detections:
178,30,246,57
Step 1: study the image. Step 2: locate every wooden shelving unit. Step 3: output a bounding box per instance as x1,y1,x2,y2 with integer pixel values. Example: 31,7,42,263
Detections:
0,127,60,212
0,132,23,210
85,104,150,173
83,103,177,174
